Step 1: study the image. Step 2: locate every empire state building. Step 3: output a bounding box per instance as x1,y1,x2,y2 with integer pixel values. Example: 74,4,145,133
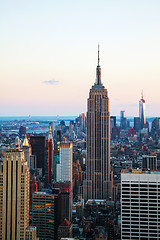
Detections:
83,46,112,200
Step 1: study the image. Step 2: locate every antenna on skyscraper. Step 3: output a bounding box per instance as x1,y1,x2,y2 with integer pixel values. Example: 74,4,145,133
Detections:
98,43,100,66
141,90,143,99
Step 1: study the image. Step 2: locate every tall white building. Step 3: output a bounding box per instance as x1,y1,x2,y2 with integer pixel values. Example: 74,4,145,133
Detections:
121,170,160,239
56,142,73,183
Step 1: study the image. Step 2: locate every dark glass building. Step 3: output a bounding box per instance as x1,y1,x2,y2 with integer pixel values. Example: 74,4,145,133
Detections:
30,136,46,175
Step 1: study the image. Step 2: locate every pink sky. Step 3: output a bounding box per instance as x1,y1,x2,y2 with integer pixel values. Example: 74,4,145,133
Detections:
1,1,160,117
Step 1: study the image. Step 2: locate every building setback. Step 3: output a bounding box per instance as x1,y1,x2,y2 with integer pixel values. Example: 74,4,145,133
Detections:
83,46,112,200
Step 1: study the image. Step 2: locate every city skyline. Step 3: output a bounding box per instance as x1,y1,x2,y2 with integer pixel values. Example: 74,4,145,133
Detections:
1,1,160,116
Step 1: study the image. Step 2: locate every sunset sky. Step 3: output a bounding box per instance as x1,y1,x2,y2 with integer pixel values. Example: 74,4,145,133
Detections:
1,0,160,117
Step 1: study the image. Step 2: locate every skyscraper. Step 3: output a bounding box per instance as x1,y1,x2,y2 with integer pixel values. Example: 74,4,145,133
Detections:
30,136,46,175
52,182,72,222
0,148,30,239
134,117,141,132
56,142,73,183
121,170,160,239
139,92,146,129
120,110,127,130
32,192,55,239
83,46,112,200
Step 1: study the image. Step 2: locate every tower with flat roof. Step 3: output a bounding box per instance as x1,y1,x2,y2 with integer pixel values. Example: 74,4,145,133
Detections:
121,170,160,239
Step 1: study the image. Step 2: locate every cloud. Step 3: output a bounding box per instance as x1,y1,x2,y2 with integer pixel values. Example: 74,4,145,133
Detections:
42,79,59,85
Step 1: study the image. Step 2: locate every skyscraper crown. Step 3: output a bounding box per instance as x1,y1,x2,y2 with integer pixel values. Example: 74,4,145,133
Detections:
92,44,104,89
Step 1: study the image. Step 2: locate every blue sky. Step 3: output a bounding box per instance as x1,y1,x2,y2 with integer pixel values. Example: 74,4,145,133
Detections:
1,0,160,116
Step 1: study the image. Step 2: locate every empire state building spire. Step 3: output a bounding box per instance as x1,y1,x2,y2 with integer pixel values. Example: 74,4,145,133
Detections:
98,43,100,66
96,44,101,85
92,44,104,89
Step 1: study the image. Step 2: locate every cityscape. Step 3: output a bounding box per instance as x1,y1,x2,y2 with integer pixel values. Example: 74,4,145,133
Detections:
1,1,160,240
1,48,160,239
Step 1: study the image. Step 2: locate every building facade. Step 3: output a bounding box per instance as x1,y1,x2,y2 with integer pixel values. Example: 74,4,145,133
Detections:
56,142,73,183
142,155,157,171
30,136,46,175
83,46,112,200
53,182,72,222
32,192,55,239
25,227,37,240
121,170,160,239
0,148,30,239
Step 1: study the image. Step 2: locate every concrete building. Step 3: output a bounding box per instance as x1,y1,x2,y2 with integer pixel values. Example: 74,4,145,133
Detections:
121,170,160,239
0,148,30,239
83,45,112,200
56,142,73,183
58,219,72,240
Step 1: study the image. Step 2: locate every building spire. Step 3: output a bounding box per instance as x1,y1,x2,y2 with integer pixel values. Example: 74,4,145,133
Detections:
98,43,100,66
141,90,143,99
48,126,53,141
96,44,102,85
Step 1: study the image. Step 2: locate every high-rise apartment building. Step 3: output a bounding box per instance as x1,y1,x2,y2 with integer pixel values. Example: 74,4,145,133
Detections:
32,192,55,239
83,46,112,200
121,170,160,239
0,148,30,239
56,142,73,183
139,92,146,129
